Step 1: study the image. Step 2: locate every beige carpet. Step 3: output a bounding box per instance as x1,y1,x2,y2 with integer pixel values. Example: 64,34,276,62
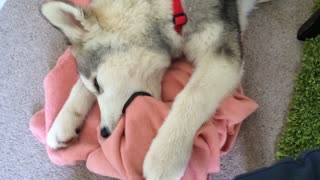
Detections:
0,0,313,179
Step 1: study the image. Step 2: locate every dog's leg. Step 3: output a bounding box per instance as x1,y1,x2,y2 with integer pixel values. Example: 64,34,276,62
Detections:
143,24,242,179
46,79,96,149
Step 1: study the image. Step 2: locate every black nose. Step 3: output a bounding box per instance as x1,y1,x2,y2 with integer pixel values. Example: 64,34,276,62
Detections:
100,127,111,138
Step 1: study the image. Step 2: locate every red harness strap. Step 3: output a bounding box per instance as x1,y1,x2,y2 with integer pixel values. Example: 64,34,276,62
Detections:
172,0,187,33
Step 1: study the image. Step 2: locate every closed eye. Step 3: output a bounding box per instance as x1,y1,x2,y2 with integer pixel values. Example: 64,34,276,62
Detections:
93,77,100,93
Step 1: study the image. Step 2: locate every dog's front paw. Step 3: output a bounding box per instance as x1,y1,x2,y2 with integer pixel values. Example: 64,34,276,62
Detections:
143,132,193,180
46,111,82,149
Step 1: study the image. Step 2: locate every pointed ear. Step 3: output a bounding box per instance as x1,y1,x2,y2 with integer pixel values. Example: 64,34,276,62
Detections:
41,1,85,43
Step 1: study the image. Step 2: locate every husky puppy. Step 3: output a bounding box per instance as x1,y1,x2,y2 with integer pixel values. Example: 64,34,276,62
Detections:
41,0,258,179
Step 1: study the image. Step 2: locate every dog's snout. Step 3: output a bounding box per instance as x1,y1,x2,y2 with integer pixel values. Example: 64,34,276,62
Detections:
100,127,111,138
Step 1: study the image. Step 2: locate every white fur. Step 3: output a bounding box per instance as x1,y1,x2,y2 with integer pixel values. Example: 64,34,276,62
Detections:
47,80,95,149
41,2,85,42
42,0,269,178
144,23,243,179
144,60,242,179
95,47,170,130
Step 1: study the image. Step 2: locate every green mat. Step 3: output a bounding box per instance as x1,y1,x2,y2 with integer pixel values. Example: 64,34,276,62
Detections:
315,0,320,11
276,2,320,159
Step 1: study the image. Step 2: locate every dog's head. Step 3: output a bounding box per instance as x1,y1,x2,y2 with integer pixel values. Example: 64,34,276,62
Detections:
41,0,166,137
41,0,153,84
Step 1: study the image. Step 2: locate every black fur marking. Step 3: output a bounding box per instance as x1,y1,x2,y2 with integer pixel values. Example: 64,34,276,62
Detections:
93,77,100,93
219,0,239,25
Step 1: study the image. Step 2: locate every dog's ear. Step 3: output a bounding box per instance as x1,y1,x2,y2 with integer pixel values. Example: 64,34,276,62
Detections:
41,1,86,43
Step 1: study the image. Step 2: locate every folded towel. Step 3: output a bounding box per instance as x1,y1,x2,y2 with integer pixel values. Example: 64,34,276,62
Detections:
30,47,258,179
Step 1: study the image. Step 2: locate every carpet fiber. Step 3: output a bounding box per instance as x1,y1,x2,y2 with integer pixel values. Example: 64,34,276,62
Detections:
0,0,314,179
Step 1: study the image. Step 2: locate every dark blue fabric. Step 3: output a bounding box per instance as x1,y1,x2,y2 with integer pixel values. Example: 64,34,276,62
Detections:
234,149,320,180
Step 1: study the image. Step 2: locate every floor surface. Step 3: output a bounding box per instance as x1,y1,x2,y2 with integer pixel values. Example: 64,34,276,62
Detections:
0,0,314,179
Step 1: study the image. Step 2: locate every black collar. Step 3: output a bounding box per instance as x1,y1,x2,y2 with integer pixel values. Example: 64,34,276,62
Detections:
122,91,152,114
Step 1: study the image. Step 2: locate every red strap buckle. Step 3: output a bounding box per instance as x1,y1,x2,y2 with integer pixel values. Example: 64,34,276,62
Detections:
173,13,188,26
173,13,187,33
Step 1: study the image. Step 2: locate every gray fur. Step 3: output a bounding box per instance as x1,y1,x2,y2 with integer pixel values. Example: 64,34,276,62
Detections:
72,0,243,78
76,45,127,78
182,0,241,59
216,42,236,57
183,0,221,34
76,25,171,78
143,22,171,54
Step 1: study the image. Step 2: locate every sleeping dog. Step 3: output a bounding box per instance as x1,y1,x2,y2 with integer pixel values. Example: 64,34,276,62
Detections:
41,0,262,179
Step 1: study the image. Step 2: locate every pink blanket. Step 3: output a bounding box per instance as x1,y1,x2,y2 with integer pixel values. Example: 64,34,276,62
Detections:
30,48,257,179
